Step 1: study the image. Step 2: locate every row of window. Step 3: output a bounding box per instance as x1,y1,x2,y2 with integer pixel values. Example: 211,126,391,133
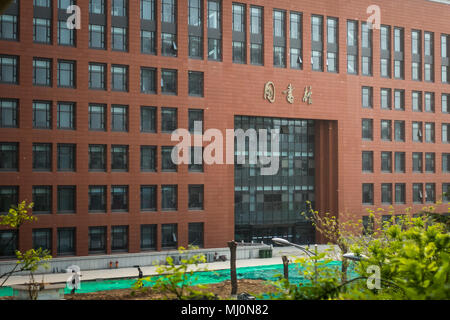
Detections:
2,1,449,83
0,222,204,257
361,118,450,143
362,87,450,113
0,56,204,96
0,100,204,133
362,183,450,205
0,142,204,173
362,151,450,174
0,184,204,214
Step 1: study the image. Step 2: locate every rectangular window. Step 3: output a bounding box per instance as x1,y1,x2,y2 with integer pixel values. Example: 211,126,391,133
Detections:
111,0,127,17
208,38,222,61
141,225,157,251
141,67,156,94
273,10,286,68
413,183,424,204
111,226,128,252
412,152,423,173
33,143,52,171
443,153,450,173
0,186,18,214
442,123,450,143
326,17,338,72
412,121,423,142
0,230,18,257
0,14,18,41
33,18,51,44
189,146,204,172
161,223,177,249
161,69,177,95
425,153,435,173
90,0,104,14
250,6,263,66
381,151,392,173
32,228,52,253
361,22,372,76
57,144,76,171
0,55,18,84
188,222,204,248
58,20,75,46
362,87,373,108
443,183,450,202
395,183,406,204
57,60,75,88
161,107,177,132
412,91,423,112
88,186,106,212
111,27,128,52
188,71,204,97
232,3,246,64
394,89,405,110
424,32,434,82
189,35,203,59
57,102,75,130
141,30,156,54
141,0,155,20
89,24,105,49
381,120,392,141
425,122,435,143
0,143,18,171
89,144,106,171
232,41,246,64
141,106,156,133
442,94,449,114
111,65,128,92
141,186,156,211
347,20,358,74
362,183,374,205
311,15,323,72
32,186,52,214
111,185,128,211
188,109,203,134
362,119,373,140
111,105,128,132
89,104,106,131
161,185,177,211
57,228,75,256
111,145,128,171
380,88,392,110
89,63,106,90
162,146,177,172
161,32,177,57
141,146,156,171
395,152,405,173
57,186,76,213
33,58,51,87
394,120,405,142
424,92,435,113
362,151,373,173
189,185,204,210
88,226,106,253
381,184,392,204
274,46,286,68
0,99,18,128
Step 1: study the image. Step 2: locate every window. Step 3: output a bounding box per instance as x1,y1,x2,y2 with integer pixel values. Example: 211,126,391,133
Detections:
111,186,128,211
232,3,246,64
57,186,76,213
161,185,177,211
380,88,391,110
394,120,405,142
89,63,106,90
33,143,52,171
33,58,51,86
395,152,405,173
208,38,222,61
443,153,450,173
89,24,105,49
141,225,157,251
395,183,406,204
232,41,246,64
32,229,52,253
442,94,449,114
188,109,203,134
413,183,424,204
111,27,128,51
361,22,372,76
161,224,177,249
311,15,322,41
274,46,286,68
141,30,156,54
33,18,51,44
326,17,338,73
273,10,285,38
89,186,106,212
362,87,373,108
425,122,435,143
57,144,76,171
425,153,435,173
412,91,422,112
161,107,177,132
424,32,434,82
381,152,392,173
189,185,204,210
442,123,450,143
89,144,106,171
250,6,263,66
362,119,373,140
189,35,203,59
188,223,204,248
380,58,390,78
141,106,156,133
88,226,106,253
0,186,18,214
424,92,435,113
0,99,18,128
394,90,405,111
90,0,104,14
57,60,75,88
58,20,75,46
141,146,156,171
57,228,75,256
0,143,18,171
189,147,204,172
32,186,52,214
380,25,391,77
381,184,392,204
442,34,450,83
412,121,423,142
111,65,128,92
412,30,421,54
111,226,128,252
381,120,392,141
89,104,106,131
111,145,128,171
0,55,18,84
412,152,423,173
189,0,201,26
141,67,156,94
362,183,374,205
443,183,450,202
291,47,303,70
0,14,18,41
111,0,127,17
161,69,177,95
362,151,373,173
273,10,286,68
57,102,75,130
161,0,176,23
162,146,177,172
111,105,128,132
0,230,18,257
58,0,74,9
141,186,156,211
188,71,204,97
161,33,177,57
347,20,358,74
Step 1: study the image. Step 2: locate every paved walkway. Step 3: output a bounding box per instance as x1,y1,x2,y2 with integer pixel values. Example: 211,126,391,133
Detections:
3,245,340,287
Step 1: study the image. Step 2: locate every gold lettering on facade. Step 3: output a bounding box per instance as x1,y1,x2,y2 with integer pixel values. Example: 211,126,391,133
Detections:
263,81,276,103
303,86,313,105
282,84,295,104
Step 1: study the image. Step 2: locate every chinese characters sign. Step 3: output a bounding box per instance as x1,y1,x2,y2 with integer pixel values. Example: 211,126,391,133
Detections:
264,82,312,105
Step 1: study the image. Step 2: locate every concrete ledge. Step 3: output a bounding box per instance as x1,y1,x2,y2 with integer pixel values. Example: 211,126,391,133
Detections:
11,283,66,300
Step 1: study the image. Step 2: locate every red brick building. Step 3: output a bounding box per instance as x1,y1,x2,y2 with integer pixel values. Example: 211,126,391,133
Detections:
0,0,449,258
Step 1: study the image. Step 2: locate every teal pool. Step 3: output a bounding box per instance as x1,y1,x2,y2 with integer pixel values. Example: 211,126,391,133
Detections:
0,261,356,297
